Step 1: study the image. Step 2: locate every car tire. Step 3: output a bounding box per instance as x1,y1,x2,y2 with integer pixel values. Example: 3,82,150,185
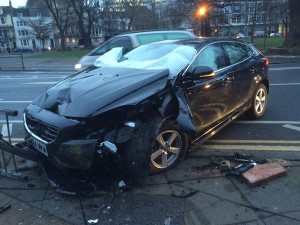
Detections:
149,119,188,175
123,116,188,182
246,83,268,119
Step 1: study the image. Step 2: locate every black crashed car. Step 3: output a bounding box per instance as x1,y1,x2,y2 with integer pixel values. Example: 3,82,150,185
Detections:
21,38,269,185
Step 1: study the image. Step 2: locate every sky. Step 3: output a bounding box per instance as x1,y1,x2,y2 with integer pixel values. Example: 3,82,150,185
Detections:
1,0,27,8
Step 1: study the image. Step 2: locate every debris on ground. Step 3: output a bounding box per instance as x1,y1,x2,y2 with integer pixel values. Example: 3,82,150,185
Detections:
242,163,287,187
164,218,172,225
171,189,198,198
219,160,231,172
204,152,288,187
87,219,99,224
0,203,11,213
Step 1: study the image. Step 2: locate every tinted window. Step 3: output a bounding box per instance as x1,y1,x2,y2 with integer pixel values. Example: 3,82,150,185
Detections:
136,33,166,45
189,43,227,71
223,42,250,65
90,36,133,55
165,33,193,39
136,32,193,45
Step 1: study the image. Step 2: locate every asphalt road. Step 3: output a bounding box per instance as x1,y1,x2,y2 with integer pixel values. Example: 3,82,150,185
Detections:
0,62,300,154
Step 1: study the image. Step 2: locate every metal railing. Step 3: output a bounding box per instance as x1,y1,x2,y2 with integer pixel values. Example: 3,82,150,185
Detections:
0,54,25,70
0,109,27,180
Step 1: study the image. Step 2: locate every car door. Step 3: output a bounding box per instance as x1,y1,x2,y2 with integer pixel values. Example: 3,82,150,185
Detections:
222,42,255,109
180,43,232,133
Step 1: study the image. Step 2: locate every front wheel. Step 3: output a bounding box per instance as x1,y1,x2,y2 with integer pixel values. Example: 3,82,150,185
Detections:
150,120,188,174
246,83,268,119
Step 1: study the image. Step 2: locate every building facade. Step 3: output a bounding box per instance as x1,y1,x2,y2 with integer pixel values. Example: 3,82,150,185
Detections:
0,6,15,53
12,8,54,51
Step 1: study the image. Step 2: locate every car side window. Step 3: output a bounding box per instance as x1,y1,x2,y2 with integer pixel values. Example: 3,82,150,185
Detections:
91,37,133,55
223,42,250,65
189,43,227,72
108,37,133,54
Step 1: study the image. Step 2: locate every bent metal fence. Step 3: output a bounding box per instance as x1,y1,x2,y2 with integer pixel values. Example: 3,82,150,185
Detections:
0,54,25,70
0,109,28,180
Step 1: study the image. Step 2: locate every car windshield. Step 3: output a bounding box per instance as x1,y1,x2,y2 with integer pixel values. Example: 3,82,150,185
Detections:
93,43,197,77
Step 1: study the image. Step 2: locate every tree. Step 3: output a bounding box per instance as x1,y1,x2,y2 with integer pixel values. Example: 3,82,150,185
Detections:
43,0,73,50
70,0,102,48
25,17,53,51
284,0,300,47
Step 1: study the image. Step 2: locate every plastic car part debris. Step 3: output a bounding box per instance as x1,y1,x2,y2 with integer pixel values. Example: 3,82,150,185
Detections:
87,219,99,224
99,141,117,154
124,121,137,127
118,180,126,188
219,160,231,172
0,203,11,213
229,163,255,176
234,152,253,163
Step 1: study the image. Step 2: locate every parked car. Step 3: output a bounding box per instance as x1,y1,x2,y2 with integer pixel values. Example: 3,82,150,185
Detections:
75,30,196,70
270,33,282,38
16,48,34,53
21,38,269,190
235,33,247,39
253,31,267,38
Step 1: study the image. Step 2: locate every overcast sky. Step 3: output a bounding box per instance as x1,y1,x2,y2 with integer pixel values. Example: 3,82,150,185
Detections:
1,0,27,8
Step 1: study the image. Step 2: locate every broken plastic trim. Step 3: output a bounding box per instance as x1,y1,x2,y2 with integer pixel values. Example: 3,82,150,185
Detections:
98,141,117,154
124,121,137,128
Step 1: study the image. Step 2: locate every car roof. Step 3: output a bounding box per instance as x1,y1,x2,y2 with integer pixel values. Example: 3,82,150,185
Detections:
165,37,249,49
116,29,195,37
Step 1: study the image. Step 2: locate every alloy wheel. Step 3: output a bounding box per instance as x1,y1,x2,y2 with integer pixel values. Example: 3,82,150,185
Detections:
255,88,266,114
151,130,182,169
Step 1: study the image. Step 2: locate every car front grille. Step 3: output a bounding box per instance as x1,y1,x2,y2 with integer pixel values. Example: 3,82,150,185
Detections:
25,114,59,143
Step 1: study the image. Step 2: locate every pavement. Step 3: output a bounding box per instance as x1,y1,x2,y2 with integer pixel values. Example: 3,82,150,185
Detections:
0,148,300,225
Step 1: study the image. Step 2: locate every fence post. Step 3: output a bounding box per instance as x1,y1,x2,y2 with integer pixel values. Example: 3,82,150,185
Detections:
21,54,25,70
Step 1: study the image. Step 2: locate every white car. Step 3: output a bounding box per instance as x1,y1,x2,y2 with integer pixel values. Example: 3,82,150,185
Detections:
75,30,195,70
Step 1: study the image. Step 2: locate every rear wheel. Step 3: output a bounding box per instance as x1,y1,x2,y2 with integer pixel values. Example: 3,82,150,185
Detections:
246,83,268,119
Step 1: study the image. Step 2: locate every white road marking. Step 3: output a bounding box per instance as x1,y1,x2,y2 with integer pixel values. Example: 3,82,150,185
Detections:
0,120,23,123
1,123,12,136
197,144,300,152
23,82,58,85
207,139,300,144
283,124,300,132
0,101,32,103
269,67,300,71
270,83,300,86
234,121,300,125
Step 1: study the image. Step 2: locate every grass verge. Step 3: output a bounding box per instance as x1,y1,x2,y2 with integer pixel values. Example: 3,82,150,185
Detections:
27,49,91,59
252,37,284,51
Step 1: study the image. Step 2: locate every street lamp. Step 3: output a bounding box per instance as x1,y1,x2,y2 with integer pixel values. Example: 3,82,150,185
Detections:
198,6,207,36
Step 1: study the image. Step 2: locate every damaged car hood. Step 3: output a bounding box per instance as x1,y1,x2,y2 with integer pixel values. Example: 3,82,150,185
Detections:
33,67,169,117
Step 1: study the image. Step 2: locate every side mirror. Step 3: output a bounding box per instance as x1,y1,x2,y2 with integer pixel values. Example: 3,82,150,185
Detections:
184,66,215,80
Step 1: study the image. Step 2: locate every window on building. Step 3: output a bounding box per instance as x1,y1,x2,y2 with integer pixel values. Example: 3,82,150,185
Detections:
18,30,21,35
21,40,29,46
0,17,5,24
66,38,70,43
231,15,242,24
17,13,23,17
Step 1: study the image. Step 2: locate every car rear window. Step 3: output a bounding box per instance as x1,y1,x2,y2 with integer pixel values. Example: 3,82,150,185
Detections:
136,32,193,45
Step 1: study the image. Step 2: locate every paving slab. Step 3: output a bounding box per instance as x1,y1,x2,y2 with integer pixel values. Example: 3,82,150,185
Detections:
262,215,300,225
232,166,300,214
0,192,71,225
174,177,252,206
184,192,263,225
